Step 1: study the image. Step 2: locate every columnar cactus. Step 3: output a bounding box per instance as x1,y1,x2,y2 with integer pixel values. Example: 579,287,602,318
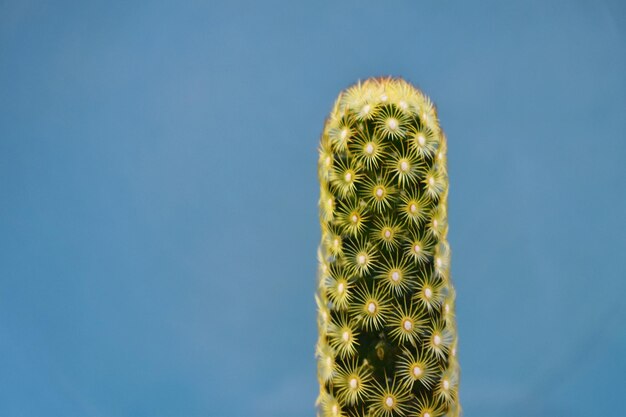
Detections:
315,77,460,417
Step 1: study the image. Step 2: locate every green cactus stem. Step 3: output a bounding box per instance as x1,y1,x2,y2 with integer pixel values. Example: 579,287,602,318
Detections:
315,77,460,417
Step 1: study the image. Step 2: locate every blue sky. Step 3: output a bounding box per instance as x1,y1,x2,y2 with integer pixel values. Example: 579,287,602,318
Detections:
1,1,625,416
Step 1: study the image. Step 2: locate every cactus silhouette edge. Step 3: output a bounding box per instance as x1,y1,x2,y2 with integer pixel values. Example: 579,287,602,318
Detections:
316,77,460,417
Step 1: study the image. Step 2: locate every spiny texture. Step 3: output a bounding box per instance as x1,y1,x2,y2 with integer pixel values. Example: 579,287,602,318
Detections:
315,77,460,417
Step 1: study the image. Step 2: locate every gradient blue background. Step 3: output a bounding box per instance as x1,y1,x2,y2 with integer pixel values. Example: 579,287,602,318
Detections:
1,1,625,416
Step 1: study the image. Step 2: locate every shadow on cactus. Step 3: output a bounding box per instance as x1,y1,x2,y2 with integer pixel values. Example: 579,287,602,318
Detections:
315,77,460,417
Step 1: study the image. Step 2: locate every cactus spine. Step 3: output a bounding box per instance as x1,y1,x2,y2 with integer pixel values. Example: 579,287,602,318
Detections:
316,77,460,417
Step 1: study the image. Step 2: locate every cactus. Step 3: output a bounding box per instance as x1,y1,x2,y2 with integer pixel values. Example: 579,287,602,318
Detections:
315,77,460,417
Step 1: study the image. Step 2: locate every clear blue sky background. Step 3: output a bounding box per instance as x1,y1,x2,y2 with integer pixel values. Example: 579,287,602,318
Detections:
1,1,625,416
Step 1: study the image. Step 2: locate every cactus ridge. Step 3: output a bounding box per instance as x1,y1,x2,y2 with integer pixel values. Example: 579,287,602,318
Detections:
316,77,460,417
